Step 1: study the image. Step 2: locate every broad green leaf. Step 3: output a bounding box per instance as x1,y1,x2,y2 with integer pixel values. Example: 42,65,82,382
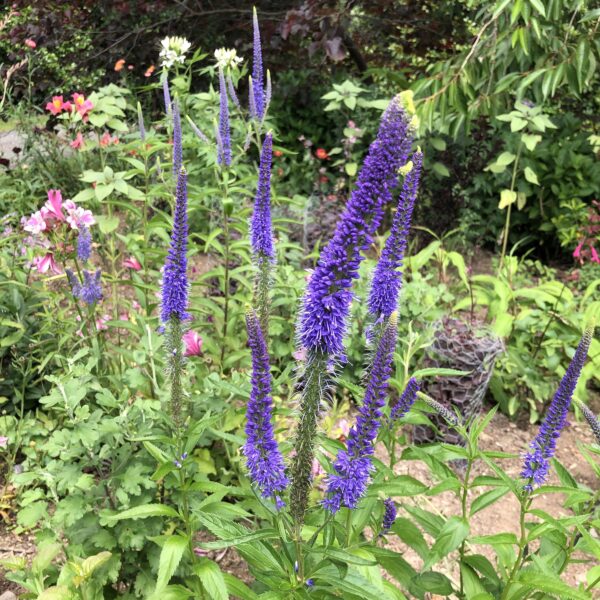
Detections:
521,133,542,151
345,162,358,176
104,503,179,521
524,167,539,185
470,486,510,516
530,0,545,16
223,573,258,599
497,151,516,166
411,571,453,596
425,517,469,568
193,559,228,600
432,162,450,177
96,214,120,234
369,475,427,496
498,190,517,209
516,571,591,600
156,535,188,592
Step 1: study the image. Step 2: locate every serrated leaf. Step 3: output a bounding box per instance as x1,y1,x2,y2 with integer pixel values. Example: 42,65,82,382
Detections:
156,535,188,592
193,559,228,600
521,133,542,151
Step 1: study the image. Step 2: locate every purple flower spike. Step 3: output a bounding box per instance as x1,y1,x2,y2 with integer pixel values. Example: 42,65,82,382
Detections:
217,67,231,167
389,377,420,423
227,74,241,110
172,100,183,175
521,328,593,490
323,315,398,513
252,7,265,120
78,270,102,305
163,76,172,116
368,151,423,318
160,168,189,322
381,498,397,533
243,311,288,506
250,132,274,262
298,97,414,357
77,226,92,262
574,399,600,444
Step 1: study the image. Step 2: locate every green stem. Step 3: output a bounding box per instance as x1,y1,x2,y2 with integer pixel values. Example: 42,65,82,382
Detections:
458,447,474,598
500,494,531,600
499,142,523,272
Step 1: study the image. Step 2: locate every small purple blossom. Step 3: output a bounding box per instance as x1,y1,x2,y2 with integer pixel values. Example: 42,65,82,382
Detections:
250,132,274,262
381,498,397,533
368,151,423,318
243,311,288,506
323,317,398,513
298,97,414,357
77,226,92,262
160,168,189,322
389,377,420,423
521,328,593,491
68,269,102,305
252,7,265,120
217,67,231,167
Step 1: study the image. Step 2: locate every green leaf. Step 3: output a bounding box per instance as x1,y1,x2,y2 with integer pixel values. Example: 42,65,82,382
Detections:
156,535,188,592
497,152,516,166
411,367,470,379
345,162,358,177
38,587,73,600
369,475,428,497
425,517,469,568
193,559,228,600
411,571,454,596
510,117,527,132
96,214,120,234
430,138,446,151
470,486,510,516
104,503,179,521
521,133,542,151
524,167,539,185
516,571,591,599
529,0,545,16
432,162,450,177
499,190,517,209
223,574,258,600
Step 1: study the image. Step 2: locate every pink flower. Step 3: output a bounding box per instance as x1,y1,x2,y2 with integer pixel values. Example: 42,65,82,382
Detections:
293,347,307,362
23,211,47,234
45,95,66,115
573,242,583,259
70,132,84,149
24,39,36,49
72,93,93,117
64,201,95,230
43,189,65,222
33,253,60,274
183,330,203,356
100,132,119,147
96,315,109,330
311,458,324,478
123,256,142,271
0,436,8,448
591,246,600,264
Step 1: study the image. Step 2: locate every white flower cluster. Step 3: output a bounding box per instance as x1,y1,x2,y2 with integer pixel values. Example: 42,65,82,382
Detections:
159,36,192,69
214,47,243,70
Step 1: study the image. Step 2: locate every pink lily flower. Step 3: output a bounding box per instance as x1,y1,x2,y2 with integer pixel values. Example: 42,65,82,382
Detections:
183,330,203,356
23,211,47,235
591,246,600,264
96,315,109,330
123,256,142,271
65,204,95,230
573,242,583,259
24,39,36,49
45,96,65,115
70,132,84,149
43,189,65,222
72,93,93,117
33,253,60,274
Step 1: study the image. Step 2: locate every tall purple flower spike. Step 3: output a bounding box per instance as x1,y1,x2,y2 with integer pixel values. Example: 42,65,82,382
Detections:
521,328,593,490
77,226,92,262
250,132,274,262
172,100,183,175
381,498,397,533
323,314,398,513
389,377,420,423
67,269,102,305
297,96,414,358
368,151,423,318
244,310,288,507
252,7,265,120
217,67,231,167
160,168,189,323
